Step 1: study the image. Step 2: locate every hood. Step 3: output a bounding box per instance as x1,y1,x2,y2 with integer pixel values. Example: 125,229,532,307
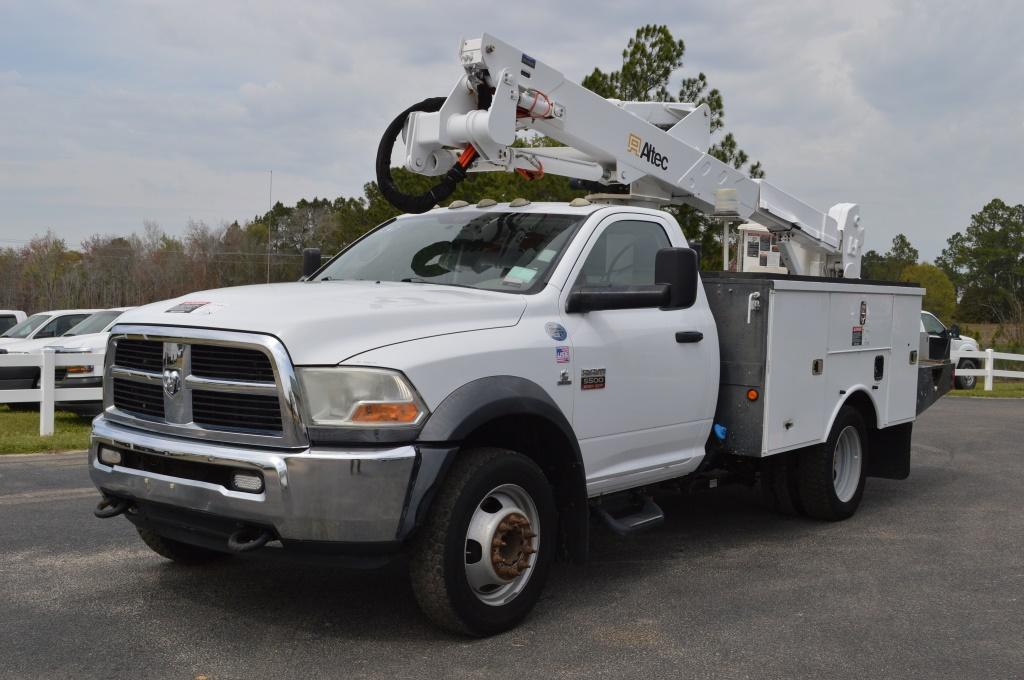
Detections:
0,336,54,353
0,333,110,354
45,331,112,353
113,280,527,364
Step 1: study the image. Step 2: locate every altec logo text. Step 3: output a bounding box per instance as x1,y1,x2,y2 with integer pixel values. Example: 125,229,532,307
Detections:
627,133,669,170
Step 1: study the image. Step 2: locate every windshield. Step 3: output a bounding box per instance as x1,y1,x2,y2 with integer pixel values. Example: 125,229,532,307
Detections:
1,314,51,339
316,211,585,293
64,310,124,336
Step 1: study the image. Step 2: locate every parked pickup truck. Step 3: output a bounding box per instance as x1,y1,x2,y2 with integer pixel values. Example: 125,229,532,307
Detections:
0,310,26,334
88,202,951,635
0,308,132,415
920,310,980,390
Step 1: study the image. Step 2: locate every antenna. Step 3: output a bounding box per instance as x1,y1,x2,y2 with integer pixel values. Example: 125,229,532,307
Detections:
266,170,273,284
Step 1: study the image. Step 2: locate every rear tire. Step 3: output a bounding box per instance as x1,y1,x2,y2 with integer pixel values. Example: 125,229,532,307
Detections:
409,447,556,636
955,359,977,390
760,452,804,516
136,527,230,564
798,406,867,520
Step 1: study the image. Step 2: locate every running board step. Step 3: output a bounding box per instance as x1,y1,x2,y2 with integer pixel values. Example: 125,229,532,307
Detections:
594,498,664,536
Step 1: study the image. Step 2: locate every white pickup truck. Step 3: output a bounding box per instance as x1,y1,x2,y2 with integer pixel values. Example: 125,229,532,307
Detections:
88,201,951,635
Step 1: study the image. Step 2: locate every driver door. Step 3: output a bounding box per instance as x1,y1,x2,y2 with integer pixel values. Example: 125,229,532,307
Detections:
560,216,717,496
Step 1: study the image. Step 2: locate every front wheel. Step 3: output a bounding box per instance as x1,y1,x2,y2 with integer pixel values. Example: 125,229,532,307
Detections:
955,359,978,390
798,406,867,521
409,447,556,636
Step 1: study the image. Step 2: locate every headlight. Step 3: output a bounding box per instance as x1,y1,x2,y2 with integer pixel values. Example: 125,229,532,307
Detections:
296,367,428,428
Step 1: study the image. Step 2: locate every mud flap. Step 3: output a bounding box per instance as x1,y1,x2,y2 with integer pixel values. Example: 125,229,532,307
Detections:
866,422,913,480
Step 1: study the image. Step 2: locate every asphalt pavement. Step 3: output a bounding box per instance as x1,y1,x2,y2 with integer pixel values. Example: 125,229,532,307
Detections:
1,397,1022,679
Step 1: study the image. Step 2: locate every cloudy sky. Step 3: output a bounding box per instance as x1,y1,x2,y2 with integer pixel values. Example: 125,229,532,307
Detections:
1,0,1022,260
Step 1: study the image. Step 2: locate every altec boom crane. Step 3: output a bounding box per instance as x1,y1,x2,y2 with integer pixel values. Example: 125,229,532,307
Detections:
381,33,865,278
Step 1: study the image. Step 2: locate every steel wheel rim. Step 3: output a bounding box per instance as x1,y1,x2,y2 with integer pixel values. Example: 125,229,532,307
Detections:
463,483,540,606
961,363,976,388
832,425,863,503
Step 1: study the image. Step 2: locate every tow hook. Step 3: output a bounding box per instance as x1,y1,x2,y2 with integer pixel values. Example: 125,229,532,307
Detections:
94,496,131,519
227,527,273,553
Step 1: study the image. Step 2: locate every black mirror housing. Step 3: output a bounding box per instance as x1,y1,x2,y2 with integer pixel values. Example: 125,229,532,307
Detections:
655,247,699,309
566,285,667,314
950,324,961,339
301,248,322,280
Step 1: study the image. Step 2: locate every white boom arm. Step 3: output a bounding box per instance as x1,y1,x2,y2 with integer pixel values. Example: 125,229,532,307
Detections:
401,34,864,277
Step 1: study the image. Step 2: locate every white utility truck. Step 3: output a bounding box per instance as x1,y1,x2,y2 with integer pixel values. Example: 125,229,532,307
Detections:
88,34,951,636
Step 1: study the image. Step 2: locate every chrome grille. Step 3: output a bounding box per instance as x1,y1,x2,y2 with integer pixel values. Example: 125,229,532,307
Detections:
103,326,307,448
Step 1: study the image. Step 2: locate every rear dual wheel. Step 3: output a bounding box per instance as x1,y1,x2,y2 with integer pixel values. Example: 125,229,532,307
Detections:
763,405,867,521
409,448,555,636
798,406,867,520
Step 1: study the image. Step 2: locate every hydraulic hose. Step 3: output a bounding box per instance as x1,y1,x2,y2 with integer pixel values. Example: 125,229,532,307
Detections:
375,96,477,214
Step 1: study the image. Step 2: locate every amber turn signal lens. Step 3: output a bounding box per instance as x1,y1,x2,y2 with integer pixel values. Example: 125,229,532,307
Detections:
350,402,421,424
746,389,759,401
66,365,94,374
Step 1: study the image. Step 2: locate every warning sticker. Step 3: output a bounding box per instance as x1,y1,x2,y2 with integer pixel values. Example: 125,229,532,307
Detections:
852,326,863,346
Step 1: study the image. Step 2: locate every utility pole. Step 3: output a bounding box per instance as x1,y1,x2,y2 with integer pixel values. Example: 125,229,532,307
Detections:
266,170,273,284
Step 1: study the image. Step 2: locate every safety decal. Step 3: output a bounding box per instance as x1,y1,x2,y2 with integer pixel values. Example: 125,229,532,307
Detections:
860,300,868,325
581,368,606,390
556,346,570,363
851,326,863,346
545,322,568,341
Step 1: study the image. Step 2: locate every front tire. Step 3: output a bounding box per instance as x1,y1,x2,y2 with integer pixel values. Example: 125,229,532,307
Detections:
409,447,556,636
955,359,978,390
797,406,867,521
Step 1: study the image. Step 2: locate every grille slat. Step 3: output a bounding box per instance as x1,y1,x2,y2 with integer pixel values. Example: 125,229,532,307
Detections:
114,340,163,372
112,378,164,418
192,390,282,432
191,345,275,383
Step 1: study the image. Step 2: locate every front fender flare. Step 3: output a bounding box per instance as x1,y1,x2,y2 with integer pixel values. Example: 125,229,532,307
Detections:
400,376,588,562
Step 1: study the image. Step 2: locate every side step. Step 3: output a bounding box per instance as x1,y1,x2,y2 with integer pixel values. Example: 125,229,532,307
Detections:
594,497,665,536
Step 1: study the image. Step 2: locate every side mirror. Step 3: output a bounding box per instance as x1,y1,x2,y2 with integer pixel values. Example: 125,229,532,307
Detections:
950,324,961,339
301,248,322,280
655,247,699,309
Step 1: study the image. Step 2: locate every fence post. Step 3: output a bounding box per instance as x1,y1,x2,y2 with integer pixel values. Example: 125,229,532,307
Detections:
39,348,56,436
984,348,994,392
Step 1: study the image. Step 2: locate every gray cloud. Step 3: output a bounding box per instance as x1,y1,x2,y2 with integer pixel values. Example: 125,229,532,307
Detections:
1,0,1022,261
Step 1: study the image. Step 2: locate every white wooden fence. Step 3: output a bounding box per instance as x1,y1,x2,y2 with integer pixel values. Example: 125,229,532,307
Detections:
0,348,104,435
953,348,1024,391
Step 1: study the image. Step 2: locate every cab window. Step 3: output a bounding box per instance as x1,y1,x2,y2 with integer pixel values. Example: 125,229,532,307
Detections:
921,313,946,335
574,220,670,288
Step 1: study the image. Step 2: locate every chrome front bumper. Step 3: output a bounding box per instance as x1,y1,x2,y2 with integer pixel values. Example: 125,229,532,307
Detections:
89,417,417,544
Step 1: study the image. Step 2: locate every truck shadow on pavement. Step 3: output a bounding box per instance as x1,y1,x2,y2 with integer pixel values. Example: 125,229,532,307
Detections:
145,471,948,642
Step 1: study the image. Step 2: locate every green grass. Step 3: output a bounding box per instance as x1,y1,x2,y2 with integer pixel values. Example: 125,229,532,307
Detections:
950,382,1024,398
0,405,92,454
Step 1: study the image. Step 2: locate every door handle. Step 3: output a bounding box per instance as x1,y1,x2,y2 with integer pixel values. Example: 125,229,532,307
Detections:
675,331,704,343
